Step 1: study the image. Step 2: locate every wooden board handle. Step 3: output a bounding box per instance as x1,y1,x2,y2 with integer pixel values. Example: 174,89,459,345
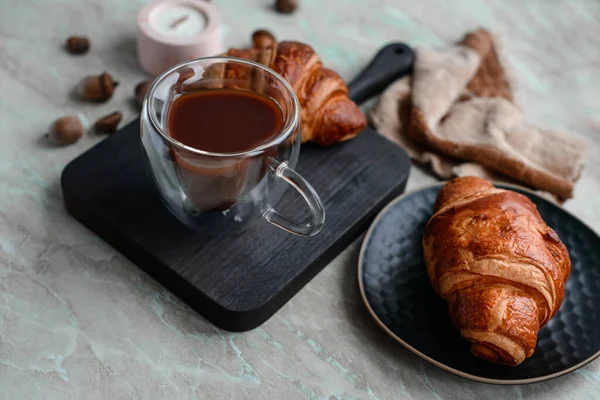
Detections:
347,43,415,105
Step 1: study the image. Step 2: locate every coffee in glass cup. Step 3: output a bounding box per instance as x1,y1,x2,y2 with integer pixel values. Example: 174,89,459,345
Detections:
141,57,325,235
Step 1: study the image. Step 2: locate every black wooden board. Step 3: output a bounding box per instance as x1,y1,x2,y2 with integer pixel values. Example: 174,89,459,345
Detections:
61,43,415,331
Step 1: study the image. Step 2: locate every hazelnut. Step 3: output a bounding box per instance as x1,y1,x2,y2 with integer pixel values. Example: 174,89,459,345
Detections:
135,80,152,108
94,111,123,134
65,36,90,55
46,116,84,145
252,29,276,49
77,72,118,102
275,0,298,14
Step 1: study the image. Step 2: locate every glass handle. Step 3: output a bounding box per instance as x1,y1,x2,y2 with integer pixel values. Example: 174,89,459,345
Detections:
263,159,325,236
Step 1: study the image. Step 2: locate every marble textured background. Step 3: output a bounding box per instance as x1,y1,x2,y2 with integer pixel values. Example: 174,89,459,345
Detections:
0,0,599,399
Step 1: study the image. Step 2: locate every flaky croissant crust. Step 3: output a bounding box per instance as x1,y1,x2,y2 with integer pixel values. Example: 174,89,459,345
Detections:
423,177,571,365
225,40,367,146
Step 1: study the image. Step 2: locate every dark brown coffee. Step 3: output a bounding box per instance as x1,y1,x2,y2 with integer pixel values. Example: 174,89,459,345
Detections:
167,88,284,153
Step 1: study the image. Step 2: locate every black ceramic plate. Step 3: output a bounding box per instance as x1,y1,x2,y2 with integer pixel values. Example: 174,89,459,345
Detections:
358,182,600,384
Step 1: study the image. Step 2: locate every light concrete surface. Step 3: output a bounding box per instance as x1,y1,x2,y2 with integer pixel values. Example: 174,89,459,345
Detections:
0,0,598,398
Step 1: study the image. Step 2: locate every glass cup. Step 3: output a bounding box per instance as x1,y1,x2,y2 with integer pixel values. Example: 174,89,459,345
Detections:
141,57,325,236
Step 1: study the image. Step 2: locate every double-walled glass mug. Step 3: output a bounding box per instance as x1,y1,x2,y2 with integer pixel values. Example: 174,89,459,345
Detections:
141,57,325,236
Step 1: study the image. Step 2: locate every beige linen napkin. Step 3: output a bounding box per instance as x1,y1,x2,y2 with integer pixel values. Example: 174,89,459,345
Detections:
370,29,588,201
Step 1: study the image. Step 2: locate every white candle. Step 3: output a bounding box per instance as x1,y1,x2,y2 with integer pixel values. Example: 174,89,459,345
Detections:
149,4,207,38
137,0,223,76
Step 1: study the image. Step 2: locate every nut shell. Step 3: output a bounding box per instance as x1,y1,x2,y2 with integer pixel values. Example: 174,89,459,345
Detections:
77,72,118,101
66,36,90,54
94,111,123,134
135,80,152,108
275,0,298,14
46,116,84,145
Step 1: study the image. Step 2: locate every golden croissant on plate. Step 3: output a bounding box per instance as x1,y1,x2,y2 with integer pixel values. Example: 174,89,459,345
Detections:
221,31,367,146
423,177,571,366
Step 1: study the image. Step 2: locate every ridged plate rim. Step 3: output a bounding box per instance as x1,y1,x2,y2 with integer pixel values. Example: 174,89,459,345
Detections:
358,181,600,385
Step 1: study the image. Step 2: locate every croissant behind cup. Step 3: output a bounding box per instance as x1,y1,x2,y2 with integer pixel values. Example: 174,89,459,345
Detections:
225,39,367,146
423,176,571,366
